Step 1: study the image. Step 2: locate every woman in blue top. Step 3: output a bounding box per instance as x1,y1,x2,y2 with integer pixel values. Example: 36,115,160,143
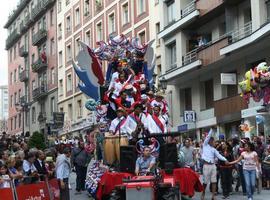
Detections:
6,157,23,186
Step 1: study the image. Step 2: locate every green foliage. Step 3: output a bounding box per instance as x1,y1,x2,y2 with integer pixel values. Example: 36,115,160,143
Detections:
28,131,46,150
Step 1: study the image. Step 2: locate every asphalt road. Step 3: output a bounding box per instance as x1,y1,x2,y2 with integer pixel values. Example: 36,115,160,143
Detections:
69,172,270,200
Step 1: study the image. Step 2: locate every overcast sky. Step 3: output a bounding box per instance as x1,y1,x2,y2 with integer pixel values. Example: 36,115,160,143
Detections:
0,0,18,86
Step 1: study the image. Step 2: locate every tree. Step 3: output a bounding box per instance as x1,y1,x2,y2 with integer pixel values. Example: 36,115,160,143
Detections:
28,131,46,150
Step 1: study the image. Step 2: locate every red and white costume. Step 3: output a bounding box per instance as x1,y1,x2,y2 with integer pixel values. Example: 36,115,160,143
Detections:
146,114,168,134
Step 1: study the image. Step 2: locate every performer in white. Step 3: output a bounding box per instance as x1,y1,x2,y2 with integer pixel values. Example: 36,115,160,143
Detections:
146,105,168,134
109,107,126,135
150,92,169,115
121,104,148,142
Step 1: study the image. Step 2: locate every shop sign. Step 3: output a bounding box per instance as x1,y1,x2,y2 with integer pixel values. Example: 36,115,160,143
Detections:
220,73,236,85
178,124,188,132
183,110,196,122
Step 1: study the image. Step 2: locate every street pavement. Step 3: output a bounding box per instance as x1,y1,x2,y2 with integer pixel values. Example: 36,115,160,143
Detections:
69,172,270,200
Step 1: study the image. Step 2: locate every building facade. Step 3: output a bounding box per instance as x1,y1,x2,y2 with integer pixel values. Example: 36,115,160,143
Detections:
5,0,58,135
56,0,151,136
0,85,8,133
156,0,270,139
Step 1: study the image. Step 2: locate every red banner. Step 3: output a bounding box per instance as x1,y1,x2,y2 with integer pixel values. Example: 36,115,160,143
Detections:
0,188,14,200
16,181,50,200
47,179,60,200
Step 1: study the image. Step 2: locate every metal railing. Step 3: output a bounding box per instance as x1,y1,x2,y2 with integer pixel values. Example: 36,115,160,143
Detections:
32,28,47,46
19,45,28,57
33,85,48,99
31,58,47,72
6,28,20,49
181,0,196,18
227,21,252,43
19,70,29,82
182,48,198,66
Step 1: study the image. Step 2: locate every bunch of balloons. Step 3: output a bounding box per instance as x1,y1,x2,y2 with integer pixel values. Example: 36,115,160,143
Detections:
239,62,270,104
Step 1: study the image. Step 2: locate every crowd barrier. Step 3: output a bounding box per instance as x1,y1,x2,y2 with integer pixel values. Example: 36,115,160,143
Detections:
0,177,60,200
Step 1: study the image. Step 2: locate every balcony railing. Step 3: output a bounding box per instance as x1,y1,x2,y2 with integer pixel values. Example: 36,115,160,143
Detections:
19,20,27,34
227,21,252,43
19,45,28,57
24,13,33,27
5,28,20,49
182,48,198,66
32,58,47,72
19,95,27,104
32,29,47,46
4,0,31,28
38,112,47,123
33,85,48,100
181,1,196,18
31,0,56,22
214,95,248,118
19,70,29,82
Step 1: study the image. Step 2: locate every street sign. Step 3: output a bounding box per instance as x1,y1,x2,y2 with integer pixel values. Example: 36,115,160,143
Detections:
183,110,196,122
220,73,237,85
53,112,65,128
178,124,188,132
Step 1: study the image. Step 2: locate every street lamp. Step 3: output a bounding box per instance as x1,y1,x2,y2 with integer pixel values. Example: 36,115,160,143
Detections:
152,73,158,92
160,76,168,91
15,101,29,137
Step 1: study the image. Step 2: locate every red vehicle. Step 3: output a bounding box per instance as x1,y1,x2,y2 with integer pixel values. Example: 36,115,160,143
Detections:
110,174,181,200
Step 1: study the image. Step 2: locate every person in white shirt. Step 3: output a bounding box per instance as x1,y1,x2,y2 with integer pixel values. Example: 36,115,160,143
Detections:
201,129,228,200
146,105,168,134
109,108,126,135
23,152,37,176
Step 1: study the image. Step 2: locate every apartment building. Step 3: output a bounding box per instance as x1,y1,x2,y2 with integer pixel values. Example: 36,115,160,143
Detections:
5,0,57,135
56,0,150,136
157,0,270,139
0,86,9,121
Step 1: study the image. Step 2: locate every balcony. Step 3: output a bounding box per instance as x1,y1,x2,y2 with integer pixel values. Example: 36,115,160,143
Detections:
38,112,47,123
220,21,270,55
31,0,56,22
5,28,20,50
19,70,29,82
4,0,31,28
19,95,27,104
19,45,28,57
19,20,27,34
214,95,248,121
33,85,48,100
197,37,229,66
32,29,47,46
24,13,33,27
32,58,47,72
196,0,224,17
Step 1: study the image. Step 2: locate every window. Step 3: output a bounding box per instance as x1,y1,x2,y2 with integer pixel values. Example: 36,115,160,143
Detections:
84,0,90,16
18,89,21,99
202,79,214,110
156,23,160,46
122,3,129,25
32,80,36,90
32,107,36,123
167,1,176,25
66,0,70,5
75,8,80,26
59,107,64,113
77,100,82,118
66,16,71,32
14,116,17,129
26,111,29,126
10,118,13,130
67,74,72,91
59,51,63,67
51,97,55,115
68,104,72,120
13,46,16,60
58,0,62,13
85,30,91,46
180,88,192,114
14,92,17,105
10,72,13,84
31,53,35,64
10,95,13,107
75,38,81,56
14,69,17,82
50,38,55,55
50,9,54,26
137,0,145,15
167,42,176,69
138,31,146,44
267,1,270,21
66,44,72,61
108,13,115,34
51,68,56,84
9,49,12,62
58,23,62,39
18,113,21,128
155,0,159,5
59,79,63,96
96,22,102,41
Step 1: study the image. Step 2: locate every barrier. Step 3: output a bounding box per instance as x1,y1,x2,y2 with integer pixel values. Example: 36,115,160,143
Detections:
15,181,50,200
0,179,15,200
47,179,60,200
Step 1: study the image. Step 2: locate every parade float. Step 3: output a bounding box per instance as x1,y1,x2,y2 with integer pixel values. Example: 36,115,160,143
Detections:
73,35,202,200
